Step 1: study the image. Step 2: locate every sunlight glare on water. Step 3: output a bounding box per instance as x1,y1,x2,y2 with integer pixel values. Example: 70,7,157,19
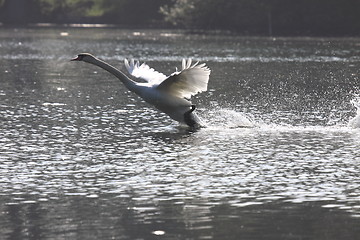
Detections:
0,28,360,239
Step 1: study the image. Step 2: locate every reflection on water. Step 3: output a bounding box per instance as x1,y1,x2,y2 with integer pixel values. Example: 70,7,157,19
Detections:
0,27,360,239
2,197,360,240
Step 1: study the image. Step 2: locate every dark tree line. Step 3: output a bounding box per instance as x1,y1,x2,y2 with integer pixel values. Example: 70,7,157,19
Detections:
0,0,167,26
160,0,360,36
0,0,359,36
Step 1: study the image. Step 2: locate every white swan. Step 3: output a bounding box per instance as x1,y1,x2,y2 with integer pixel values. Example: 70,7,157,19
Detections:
348,98,360,128
71,53,211,128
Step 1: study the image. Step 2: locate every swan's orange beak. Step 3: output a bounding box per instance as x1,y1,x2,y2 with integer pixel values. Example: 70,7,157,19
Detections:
70,56,80,61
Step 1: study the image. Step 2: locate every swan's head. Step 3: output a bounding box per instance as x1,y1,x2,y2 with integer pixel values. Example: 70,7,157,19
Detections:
71,53,96,62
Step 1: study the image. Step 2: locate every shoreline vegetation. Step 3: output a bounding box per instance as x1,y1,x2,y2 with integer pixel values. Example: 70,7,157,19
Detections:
0,0,359,37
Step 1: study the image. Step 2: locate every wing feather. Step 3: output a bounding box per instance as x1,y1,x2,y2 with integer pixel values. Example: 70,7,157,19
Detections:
156,59,211,99
124,59,167,85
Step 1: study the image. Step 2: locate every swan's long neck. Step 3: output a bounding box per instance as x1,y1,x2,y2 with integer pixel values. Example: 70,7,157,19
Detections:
86,57,138,91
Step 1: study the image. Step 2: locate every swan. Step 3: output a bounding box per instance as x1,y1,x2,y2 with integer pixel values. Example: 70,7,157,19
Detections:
71,53,211,128
348,98,360,128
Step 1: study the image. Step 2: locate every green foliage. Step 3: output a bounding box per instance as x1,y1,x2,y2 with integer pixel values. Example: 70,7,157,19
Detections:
161,0,360,35
35,0,94,18
160,0,277,32
33,0,166,24
0,0,358,35
97,0,167,24
84,0,117,17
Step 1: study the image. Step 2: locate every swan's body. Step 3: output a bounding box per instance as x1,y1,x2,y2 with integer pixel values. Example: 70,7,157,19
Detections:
71,53,210,128
348,98,360,128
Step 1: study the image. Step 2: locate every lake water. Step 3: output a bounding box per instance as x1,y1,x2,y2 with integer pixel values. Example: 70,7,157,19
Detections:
0,27,360,239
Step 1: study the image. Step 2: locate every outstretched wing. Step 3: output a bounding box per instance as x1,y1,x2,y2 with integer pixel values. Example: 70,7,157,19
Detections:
124,59,167,85
156,59,211,99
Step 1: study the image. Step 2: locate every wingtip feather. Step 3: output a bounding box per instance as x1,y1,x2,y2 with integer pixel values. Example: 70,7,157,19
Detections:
182,59,186,70
186,58,192,69
124,58,131,72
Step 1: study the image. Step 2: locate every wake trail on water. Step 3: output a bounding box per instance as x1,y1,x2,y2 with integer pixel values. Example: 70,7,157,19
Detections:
200,107,360,132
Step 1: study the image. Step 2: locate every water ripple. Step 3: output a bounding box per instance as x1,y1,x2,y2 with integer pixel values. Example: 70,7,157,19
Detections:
0,29,359,222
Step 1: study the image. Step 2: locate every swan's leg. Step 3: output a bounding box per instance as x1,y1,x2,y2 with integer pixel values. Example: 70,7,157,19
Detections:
184,105,197,127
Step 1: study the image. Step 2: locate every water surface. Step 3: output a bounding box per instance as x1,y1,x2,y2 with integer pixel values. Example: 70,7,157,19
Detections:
0,27,360,239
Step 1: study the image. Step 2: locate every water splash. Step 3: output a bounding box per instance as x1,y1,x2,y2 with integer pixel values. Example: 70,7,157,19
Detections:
348,97,360,128
199,107,357,133
201,108,255,129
